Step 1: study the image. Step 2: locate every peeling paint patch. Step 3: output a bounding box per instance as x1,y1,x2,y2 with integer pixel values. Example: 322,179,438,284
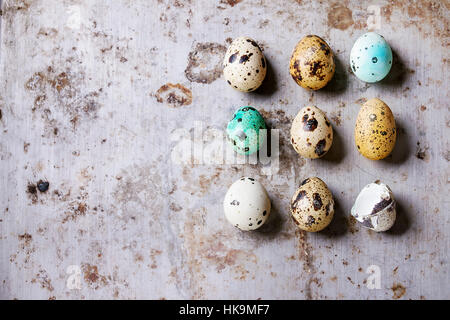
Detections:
328,4,354,30
185,42,227,84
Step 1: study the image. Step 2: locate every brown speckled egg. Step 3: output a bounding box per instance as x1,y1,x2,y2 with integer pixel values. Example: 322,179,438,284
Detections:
290,177,335,232
289,35,335,90
355,98,396,160
223,37,267,92
290,106,333,159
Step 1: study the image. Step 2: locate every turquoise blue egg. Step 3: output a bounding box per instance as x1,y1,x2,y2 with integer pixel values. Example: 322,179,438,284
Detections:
350,32,393,83
227,106,266,155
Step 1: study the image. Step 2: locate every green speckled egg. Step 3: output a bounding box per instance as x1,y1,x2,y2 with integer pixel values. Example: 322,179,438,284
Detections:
227,106,266,155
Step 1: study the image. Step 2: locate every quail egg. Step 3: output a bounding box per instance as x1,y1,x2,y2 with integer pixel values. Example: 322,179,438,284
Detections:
224,177,271,231
291,106,333,159
227,106,266,155
290,35,335,90
290,177,335,232
355,98,396,160
350,32,393,83
351,181,396,232
223,37,267,92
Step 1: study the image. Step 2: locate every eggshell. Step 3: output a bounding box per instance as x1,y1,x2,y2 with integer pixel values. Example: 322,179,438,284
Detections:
350,32,393,83
290,106,333,159
289,35,335,90
224,177,271,231
355,98,396,160
290,177,335,232
223,37,267,92
227,106,266,155
351,181,396,232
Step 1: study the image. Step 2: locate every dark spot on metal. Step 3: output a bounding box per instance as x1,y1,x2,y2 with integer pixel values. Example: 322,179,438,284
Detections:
27,184,37,195
37,180,49,192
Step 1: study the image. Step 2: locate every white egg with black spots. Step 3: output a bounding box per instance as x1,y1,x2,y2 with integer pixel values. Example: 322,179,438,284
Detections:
223,177,271,231
223,37,267,92
351,181,396,232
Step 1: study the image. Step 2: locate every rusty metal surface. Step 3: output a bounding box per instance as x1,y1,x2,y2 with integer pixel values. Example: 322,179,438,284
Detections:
0,0,449,300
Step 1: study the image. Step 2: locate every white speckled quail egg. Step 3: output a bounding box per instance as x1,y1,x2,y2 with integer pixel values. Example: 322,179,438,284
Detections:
290,177,335,232
291,106,333,159
223,177,271,231
223,37,267,92
351,181,396,232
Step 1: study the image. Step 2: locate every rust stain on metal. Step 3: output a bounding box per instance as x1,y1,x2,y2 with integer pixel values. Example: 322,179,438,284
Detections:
31,269,54,292
220,0,243,7
391,283,406,299
82,264,108,289
155,83,193,107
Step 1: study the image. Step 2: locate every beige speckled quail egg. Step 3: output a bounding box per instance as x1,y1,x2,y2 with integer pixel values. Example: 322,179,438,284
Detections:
223,37,267,92
351,181,396,232
290,177,335,232
291,106,333,159
290,35,335,90
355,98,396,160
224,177,271,231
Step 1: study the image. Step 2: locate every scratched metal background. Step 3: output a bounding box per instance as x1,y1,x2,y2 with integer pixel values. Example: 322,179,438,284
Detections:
0,0,449,300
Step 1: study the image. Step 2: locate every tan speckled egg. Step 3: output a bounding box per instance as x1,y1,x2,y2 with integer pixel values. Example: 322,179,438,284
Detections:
355,98,396,160
290,106,333,159
290,177,335,232
289,35,335,90
223,37,267,92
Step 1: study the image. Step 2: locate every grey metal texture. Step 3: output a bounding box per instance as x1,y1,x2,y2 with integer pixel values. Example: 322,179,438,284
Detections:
0,0,449,300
